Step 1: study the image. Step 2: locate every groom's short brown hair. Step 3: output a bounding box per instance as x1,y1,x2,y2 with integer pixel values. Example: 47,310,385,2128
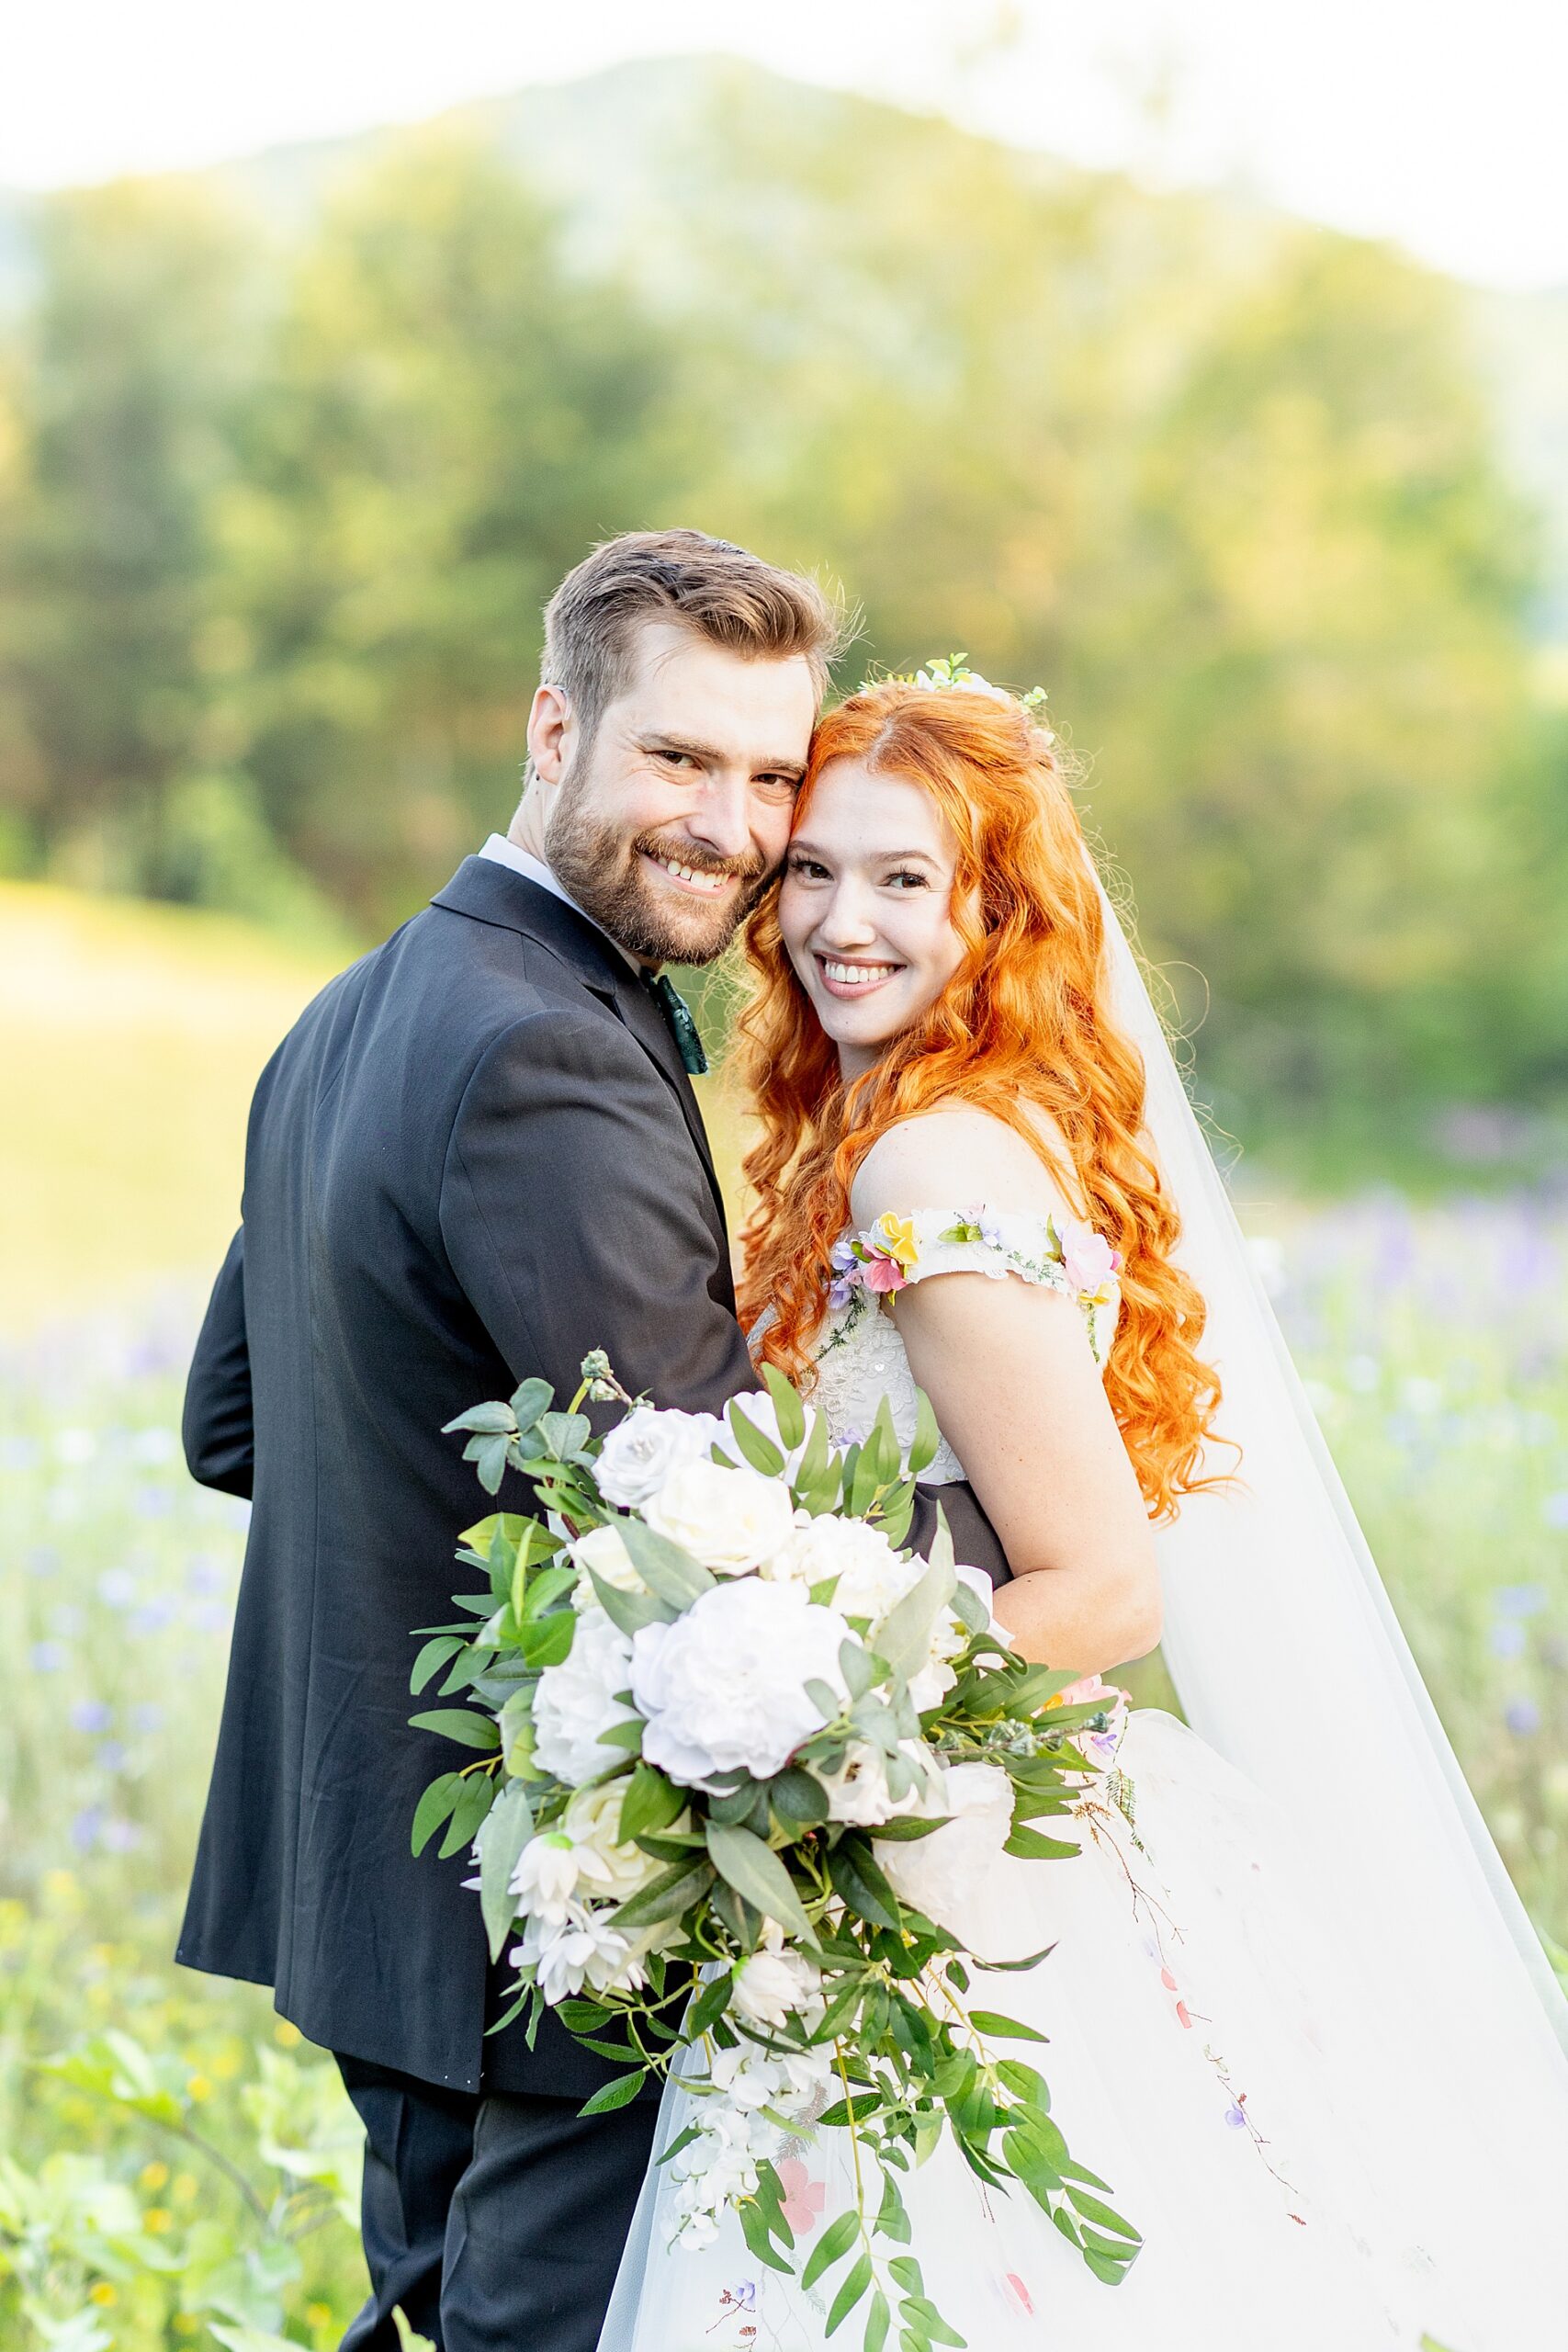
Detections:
538,528,847,744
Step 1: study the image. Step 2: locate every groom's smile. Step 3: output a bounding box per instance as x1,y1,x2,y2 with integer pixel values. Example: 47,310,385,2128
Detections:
518,618,817,967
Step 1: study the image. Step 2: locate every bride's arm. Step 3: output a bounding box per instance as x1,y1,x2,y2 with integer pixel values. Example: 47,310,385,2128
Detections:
851,1114,1160,1678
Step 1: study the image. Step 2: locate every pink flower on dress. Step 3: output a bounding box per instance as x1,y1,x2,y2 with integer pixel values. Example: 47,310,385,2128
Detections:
774,2156,827,2234
860,1254,908,1295
1058,1220,1121,1297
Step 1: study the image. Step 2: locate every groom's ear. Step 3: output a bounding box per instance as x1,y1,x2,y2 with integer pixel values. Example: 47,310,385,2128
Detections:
525,683,576,792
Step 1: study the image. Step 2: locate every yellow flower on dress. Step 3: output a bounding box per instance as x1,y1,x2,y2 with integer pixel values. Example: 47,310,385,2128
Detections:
872,1213,919,1271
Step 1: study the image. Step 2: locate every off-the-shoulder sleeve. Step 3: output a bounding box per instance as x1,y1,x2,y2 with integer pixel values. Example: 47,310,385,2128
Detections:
832,1205,1122,1367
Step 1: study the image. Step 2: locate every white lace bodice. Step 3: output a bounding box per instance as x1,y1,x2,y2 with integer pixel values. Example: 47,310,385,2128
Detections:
801,1205,1122,1483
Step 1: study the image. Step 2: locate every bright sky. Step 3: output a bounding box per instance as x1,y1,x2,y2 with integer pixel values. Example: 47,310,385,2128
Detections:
5,0,1566,290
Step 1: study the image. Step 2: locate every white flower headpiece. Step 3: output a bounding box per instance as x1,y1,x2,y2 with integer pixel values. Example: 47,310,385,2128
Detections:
861,652,1055,745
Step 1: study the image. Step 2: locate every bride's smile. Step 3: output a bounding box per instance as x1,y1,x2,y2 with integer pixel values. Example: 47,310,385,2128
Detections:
778,761,967,1076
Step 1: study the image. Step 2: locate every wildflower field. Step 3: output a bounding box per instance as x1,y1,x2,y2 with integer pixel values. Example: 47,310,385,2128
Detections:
4,1195,1565,2347
3,896,1565,2346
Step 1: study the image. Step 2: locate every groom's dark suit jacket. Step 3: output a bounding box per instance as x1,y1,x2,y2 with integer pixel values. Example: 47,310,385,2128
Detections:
179,854,1008,2100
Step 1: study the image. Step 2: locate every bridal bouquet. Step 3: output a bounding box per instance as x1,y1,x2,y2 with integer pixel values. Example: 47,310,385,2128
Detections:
411,1354,1141,2348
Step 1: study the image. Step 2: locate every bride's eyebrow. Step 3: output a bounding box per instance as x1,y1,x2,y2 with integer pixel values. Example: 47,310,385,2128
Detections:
788,841,939,865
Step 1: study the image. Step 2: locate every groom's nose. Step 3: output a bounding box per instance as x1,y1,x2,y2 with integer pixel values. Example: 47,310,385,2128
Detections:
682,772,757,865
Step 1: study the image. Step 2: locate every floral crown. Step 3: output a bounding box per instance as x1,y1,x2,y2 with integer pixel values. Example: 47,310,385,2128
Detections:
860,652,1055,745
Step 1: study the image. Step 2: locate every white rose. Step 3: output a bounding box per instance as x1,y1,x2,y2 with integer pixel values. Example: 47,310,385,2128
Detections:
876,1760,1015,1939
569,1521,640,1609
731,1942,823,2031
532,1605,637,1785
768,1512,916,1615
643,1459,796,1577
560,1777,682,1901
596,1406,725,1509
630,1577,851,1790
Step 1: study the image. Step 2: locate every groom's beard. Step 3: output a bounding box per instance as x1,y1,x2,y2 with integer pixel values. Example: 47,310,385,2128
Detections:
545,805,771,967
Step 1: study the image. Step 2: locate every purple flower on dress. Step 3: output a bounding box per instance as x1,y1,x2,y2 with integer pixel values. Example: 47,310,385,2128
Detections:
1224,2102,1247,2129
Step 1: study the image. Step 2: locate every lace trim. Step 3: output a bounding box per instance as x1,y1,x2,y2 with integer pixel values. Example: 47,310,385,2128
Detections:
827,1205,1122,1367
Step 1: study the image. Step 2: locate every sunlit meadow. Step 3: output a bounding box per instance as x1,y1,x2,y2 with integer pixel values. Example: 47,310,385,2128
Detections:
4,1201,1565,2345
3,888,1566,2343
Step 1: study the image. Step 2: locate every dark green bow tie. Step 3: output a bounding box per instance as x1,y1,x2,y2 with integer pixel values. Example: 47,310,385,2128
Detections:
646,971,708,1076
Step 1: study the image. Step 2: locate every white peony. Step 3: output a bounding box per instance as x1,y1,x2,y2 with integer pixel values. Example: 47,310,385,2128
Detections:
876,1760,1015,1940
642,1458,796,1577
531,1605,637,1785
630,1577,850,1789
568,1521,641,1609
595,1406,725,1509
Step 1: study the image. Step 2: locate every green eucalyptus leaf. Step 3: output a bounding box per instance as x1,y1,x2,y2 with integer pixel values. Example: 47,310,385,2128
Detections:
801,2208,859,2291
576,2069,647,2116
410,1708,501,1751
761,1363,807,1453
509,1377,554,1432
825,2251,873,2335
616,1517,716,1607
705,1821,814,1943
476,1779,534,1960
411,1771,463,1857
617,1762,685,1845
727,1400,786,1477
410,1635,465,1694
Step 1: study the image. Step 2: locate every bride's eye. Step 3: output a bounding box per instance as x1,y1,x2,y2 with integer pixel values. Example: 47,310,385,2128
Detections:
885,868,929,890
786,854,829,879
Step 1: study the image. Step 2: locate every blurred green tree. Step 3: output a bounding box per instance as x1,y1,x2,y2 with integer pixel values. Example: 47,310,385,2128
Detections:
220,133,687,930
0,179,261,896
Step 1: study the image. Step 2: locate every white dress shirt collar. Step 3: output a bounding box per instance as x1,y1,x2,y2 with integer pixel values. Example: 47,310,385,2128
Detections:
477,833,643,973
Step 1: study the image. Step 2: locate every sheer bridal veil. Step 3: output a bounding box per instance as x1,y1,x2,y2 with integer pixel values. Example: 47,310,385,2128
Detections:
1097,875,1568,2324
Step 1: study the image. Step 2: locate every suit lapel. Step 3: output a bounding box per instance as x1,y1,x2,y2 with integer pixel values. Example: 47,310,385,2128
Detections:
432,857,728,1228
607,967,725,1216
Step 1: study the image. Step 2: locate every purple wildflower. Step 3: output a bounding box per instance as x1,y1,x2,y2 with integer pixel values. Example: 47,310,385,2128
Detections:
1489,1623,1527,1659
1505,1697,1541,1736
69,1699,113,1735
29,1641,67,1674
1495,1584,1547,1620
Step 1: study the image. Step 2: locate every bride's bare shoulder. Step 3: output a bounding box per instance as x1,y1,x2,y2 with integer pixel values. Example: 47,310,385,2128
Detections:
848,1104,1083,1228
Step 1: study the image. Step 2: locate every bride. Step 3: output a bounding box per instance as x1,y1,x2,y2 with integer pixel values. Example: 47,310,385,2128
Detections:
598,670,1568,2350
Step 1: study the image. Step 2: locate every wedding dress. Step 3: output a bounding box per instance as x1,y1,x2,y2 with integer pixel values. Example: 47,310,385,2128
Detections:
597,896,1568,2352
599,1212,1480,2349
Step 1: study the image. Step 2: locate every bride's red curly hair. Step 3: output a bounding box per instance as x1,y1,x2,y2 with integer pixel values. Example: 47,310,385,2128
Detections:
736,680,1224,1521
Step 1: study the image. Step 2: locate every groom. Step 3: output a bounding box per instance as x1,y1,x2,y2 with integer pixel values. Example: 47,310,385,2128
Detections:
179,528,1008,2351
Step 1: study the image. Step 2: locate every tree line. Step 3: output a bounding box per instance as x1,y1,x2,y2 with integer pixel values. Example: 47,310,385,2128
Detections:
1,75,1562,1165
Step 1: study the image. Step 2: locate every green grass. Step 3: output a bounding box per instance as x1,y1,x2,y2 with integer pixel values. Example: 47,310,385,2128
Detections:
2,892,1565,2346
0,884,341,1332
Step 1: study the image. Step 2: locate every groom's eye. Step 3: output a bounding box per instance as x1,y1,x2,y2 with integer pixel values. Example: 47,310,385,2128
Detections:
654,747,697,770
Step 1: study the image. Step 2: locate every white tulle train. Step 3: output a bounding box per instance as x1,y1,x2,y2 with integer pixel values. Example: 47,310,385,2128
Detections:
598,1710,1548,2352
